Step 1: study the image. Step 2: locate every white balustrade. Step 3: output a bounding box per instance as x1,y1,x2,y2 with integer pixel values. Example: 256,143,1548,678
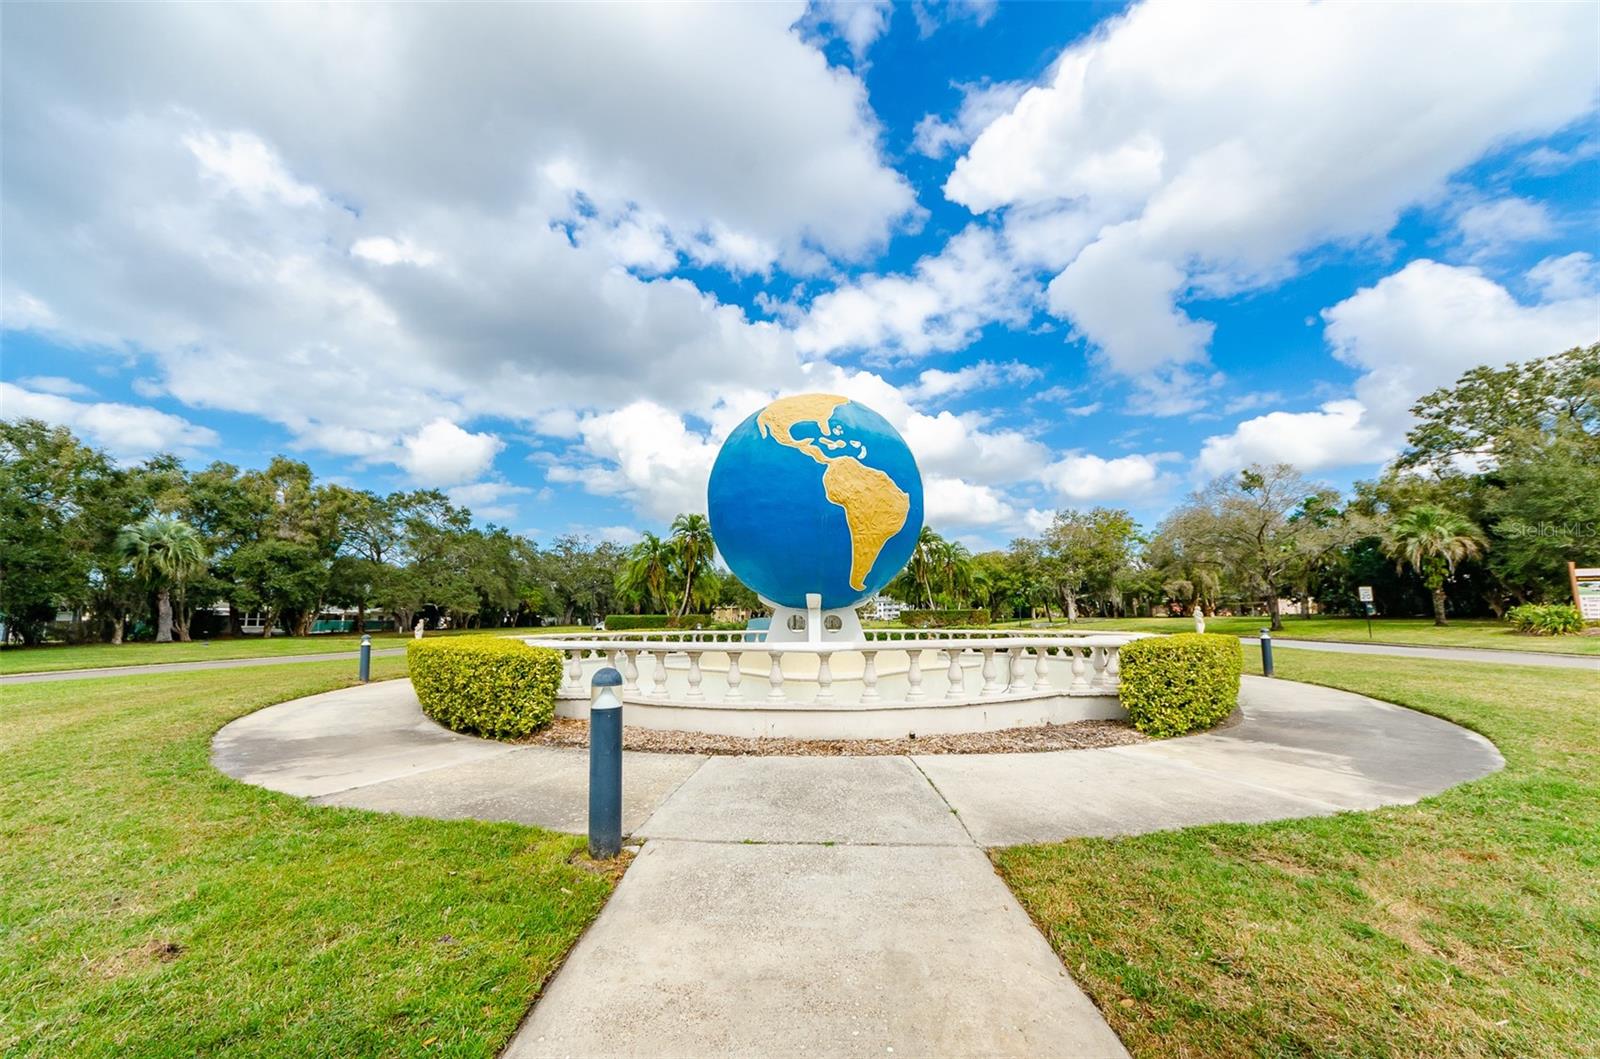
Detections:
519,629,1142,710
564,649,583,696
944,649,964,700
651,650,670,698
1008,648,1028,691
686,650,704,701
767,653,786,702
980,648,999,693
860,650,879,704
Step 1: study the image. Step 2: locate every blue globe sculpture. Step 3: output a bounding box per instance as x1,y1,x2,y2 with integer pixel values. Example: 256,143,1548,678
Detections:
708,394,924,610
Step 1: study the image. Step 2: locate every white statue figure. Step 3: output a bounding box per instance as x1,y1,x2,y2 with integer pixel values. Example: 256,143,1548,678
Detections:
1193,607,1206,634
413,618,425,640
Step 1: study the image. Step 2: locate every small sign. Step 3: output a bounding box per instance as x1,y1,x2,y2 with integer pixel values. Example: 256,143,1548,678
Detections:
1572,563,1600,621
1357,585,1374,603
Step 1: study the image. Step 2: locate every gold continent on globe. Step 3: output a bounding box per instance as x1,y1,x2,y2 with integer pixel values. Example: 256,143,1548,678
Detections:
755,394,910,591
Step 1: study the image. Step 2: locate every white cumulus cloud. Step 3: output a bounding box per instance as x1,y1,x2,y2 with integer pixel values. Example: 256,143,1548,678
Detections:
398,419,504,487
0,1,913,467
913,80,1027,158
1039,451,1165,503
0,382,218,460
923,475,1018,530
944,0,1598,409
1322,258,1600,435
796,226,1036,357
1197,400,1390,476
904,359,1041,402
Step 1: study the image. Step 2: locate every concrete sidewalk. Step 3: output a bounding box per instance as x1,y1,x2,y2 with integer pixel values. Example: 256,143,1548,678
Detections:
508,840,1125,1059
212,675,1502,1058
1242,636,1599,670
0,647,409,685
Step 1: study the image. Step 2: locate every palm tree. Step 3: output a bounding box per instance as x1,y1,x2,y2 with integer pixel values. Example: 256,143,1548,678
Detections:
620,532,675,613
117,516,209,643
940,540,973,607
1383,505,1486,626
669,513,715,618
907,526,944,609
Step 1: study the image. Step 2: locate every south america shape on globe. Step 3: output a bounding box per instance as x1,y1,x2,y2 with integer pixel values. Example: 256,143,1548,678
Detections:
707,393,924,610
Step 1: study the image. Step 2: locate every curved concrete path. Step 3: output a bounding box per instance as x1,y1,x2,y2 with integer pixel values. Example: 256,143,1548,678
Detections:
0,647,410,685
1238,636,1598,670
212,675,1501,1058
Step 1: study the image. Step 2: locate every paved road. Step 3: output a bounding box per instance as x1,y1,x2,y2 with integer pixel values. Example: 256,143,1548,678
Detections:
1240,636,1599,670
0,647,409,685
212,675,1502,1058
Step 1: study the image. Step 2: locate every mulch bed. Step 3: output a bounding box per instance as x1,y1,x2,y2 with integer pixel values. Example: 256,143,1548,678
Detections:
520,716,1146,756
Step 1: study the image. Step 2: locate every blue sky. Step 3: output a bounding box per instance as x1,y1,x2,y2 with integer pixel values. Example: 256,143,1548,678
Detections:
3,1,1597,549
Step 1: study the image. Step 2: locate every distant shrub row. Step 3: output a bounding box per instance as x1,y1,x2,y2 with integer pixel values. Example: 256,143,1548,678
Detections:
1505,603,1584,636
602,613,714,631
1118,633,1242,738
407,636,561,739
897,609,990,628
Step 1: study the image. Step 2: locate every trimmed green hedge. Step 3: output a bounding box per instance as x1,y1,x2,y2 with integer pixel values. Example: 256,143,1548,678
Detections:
406,636,561,739
1505,603,1584,636
1118,633,1242,738
899,608,991,628
603,613,713,631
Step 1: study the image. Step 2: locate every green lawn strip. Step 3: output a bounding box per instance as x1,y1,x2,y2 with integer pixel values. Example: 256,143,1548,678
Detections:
999,615,1600,656
995,652,1600,1058
0,657,613,1057
0,627,589,675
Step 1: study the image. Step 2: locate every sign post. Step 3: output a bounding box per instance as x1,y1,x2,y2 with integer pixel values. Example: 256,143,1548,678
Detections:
1570,563,1600,621
1357,586,1374,640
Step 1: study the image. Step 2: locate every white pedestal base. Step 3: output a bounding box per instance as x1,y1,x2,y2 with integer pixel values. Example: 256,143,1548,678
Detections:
760,592,865,643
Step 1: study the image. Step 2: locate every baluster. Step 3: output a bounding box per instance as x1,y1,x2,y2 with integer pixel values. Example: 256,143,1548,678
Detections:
1106,647,1121,687
861,650,880,703
726,651,743,702
981,648,1000,692
1071,647,1089,690
944,649,964,700
651,650,669,698
686,650,704,701
767,652,786,702
564,649,582,694
623,650,639,692
1091,646,1110,689
1033,646,1051,691
906,649,925,701
1009,648,1028,691
816,653,834,703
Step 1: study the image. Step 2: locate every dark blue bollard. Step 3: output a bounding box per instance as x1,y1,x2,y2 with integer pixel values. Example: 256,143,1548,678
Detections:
589,667,624,859
1259,628,1274,677
359,633,371,682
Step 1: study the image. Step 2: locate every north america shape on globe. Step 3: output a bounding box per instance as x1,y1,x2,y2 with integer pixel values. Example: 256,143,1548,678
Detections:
708,394,924,610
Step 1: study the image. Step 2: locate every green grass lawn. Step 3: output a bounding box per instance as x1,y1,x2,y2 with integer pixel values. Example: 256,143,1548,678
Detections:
0,627,588,675
997,651,1600,1057
1003,614,1600,656
0,658,614,1057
